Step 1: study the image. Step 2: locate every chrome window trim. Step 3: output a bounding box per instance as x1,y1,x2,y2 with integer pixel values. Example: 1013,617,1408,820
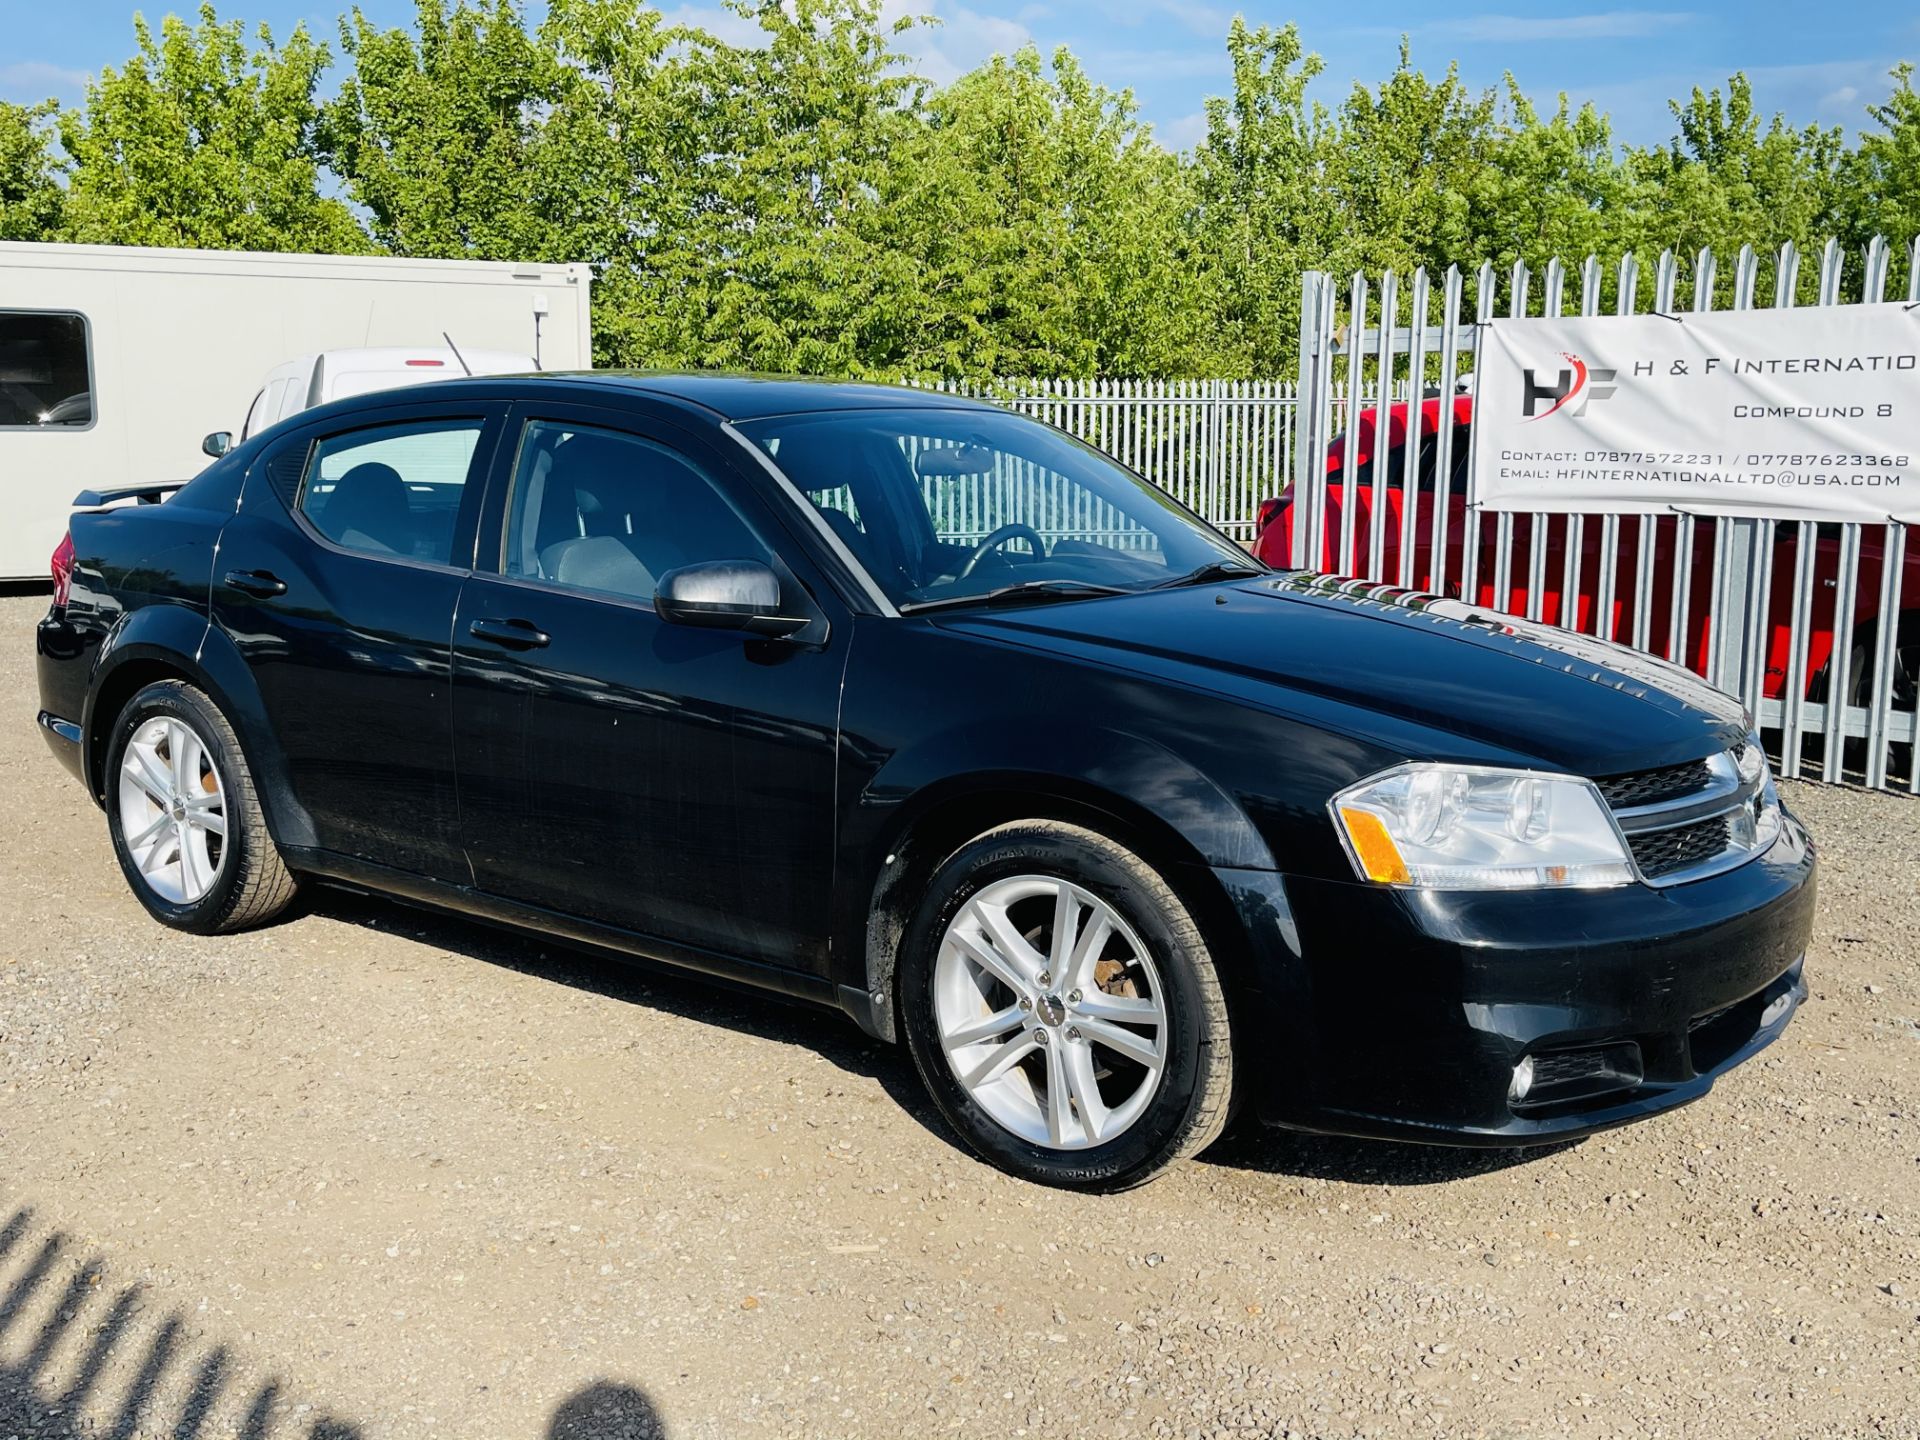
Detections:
721,420,900,618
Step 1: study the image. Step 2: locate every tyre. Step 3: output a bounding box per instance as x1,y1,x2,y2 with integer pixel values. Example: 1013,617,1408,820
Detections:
1849,616,1919,780
897,820,1234,1191
104,680,299,933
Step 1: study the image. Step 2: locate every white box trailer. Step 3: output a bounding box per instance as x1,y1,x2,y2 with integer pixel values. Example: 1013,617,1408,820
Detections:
0,242,593,581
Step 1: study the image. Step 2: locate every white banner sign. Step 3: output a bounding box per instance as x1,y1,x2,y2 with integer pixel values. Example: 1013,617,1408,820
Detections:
1475,303,1920,524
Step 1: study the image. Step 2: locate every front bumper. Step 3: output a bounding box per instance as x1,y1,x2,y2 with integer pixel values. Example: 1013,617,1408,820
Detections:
1221,805,1817,1146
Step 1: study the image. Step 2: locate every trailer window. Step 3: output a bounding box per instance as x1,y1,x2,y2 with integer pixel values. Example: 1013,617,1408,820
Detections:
0,311,93,430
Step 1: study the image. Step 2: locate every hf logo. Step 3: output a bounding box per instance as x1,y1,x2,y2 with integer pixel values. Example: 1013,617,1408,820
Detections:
1520,353,1616,421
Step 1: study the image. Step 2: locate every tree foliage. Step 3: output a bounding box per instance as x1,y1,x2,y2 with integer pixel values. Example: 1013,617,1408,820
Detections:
57,5,366,251
10,2,1918,374
0,101,65,242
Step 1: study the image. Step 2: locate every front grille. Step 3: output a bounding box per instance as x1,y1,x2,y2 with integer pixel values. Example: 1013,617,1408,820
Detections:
1627,814,1732,879
1594,759,1713,810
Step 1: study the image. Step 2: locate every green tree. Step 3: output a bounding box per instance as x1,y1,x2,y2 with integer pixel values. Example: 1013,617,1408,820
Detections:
890,45,1206,376
0,100,65,242
1322,43,1498,278
1625,74,1845,292
638,0,929,374
1845,65,1920,261
1189,19,1334,375
1461,83,1634,284
58,5,367,252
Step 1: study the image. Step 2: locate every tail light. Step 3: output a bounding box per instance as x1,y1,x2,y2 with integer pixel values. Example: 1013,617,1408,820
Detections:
51,532,75,610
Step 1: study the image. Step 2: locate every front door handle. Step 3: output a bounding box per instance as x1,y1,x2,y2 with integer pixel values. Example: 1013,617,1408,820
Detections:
224,568,287,599
469,617,551,650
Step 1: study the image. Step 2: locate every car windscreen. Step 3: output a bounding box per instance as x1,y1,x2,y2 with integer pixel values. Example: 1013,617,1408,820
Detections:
738,407,1249,609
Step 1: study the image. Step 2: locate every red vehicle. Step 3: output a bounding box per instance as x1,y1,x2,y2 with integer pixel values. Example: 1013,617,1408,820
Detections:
1251,395,1919,720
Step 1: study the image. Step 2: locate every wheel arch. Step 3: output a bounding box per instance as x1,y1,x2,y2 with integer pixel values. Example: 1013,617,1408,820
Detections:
83,606,317,849
847,769,1266,1045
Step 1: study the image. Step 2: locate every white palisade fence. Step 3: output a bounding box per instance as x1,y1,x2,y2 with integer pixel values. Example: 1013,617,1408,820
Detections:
923,378,1299,541
1287,237,1919,794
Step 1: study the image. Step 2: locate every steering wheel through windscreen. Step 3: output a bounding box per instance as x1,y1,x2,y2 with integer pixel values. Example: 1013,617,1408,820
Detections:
956,522,1047,579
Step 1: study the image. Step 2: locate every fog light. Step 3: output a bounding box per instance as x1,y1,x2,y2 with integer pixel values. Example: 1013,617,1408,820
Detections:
1508,1055,1535,1102
1760,992,1793,1028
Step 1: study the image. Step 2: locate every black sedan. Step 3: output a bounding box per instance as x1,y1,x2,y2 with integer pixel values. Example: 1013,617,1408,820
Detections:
35,374,1815,1190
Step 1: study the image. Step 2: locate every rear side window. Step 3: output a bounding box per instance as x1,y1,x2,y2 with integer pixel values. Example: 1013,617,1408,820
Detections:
297,419,484,565
0,310,93,429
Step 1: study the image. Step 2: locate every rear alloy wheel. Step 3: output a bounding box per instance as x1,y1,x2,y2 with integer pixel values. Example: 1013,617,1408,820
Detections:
105,681,298,933
899,821,1234,1190
117,714,228,905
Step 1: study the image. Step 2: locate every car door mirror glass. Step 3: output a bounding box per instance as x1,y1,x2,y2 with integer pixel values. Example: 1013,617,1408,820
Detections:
654,560,807,638
202,431,234,458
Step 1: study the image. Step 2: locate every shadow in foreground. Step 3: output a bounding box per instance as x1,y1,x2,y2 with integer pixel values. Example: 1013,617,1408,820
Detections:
0,1198,669,1438
550,1382,666,1439
0,1201,364,1440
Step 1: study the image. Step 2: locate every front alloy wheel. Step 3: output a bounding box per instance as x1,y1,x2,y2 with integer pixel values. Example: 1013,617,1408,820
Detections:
900,820,1234,1190
934,875,1168,1149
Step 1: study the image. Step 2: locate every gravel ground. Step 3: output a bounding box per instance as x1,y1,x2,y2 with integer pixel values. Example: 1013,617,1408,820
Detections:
2,591,1917,1440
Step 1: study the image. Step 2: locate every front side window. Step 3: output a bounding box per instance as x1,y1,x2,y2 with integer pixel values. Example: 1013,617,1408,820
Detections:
299,419,483,564
0,311,93,429
504,420,769,603
740,407,1249,609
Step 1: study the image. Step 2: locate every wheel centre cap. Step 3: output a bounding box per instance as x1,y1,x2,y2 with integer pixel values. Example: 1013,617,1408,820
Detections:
169,798,187,821
1035,993,1067,1027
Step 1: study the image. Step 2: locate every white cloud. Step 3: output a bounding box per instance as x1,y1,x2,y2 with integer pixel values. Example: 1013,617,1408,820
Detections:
1552,55,1904,146
1158,109,1210,151
648,0,1032,86
656,4,770,47
1410,11,1697,43
0,60,90,103
882,0,1037,87
1086,47,1228,80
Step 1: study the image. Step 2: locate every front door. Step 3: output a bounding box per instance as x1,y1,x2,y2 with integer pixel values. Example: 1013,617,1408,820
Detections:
451,405,846,972
214,402,503,879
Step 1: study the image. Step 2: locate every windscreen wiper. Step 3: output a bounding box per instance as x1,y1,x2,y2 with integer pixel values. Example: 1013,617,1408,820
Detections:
1149,559,1269,589
899,579,1133,615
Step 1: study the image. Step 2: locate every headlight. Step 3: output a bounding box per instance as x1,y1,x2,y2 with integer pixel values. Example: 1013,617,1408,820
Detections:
1734,731,1782,853
1331,763,1635,890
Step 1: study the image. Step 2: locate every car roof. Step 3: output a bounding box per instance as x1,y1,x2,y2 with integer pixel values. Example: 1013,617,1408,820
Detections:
528,371,1003,423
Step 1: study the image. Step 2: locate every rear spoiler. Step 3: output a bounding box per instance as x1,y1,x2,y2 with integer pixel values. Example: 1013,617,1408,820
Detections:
73,480,189,509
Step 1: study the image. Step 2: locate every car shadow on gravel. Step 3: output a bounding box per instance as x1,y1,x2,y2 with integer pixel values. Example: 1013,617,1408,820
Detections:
304,890,966,1157
1198,1124,1579,1186
0,1202,671,1438
306,891,1578,1188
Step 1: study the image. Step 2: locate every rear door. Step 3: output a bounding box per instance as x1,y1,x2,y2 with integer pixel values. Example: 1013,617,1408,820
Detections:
213,398,506,878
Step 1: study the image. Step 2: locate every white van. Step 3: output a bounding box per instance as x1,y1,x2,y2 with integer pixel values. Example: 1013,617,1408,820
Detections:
0,241,591,580
233,345,539,447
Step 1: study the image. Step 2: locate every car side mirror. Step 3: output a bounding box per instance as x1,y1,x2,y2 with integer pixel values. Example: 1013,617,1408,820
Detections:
202,431,234,459
654,560,808,638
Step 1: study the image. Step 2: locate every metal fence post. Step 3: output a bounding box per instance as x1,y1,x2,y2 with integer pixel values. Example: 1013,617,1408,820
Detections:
1292,271,1334,569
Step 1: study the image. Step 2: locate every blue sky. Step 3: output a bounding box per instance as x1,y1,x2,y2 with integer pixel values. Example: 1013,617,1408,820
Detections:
3,1,1914,151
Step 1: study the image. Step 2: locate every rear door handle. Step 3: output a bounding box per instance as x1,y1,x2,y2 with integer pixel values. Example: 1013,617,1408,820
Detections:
468,617,551,650
224,569,287,599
